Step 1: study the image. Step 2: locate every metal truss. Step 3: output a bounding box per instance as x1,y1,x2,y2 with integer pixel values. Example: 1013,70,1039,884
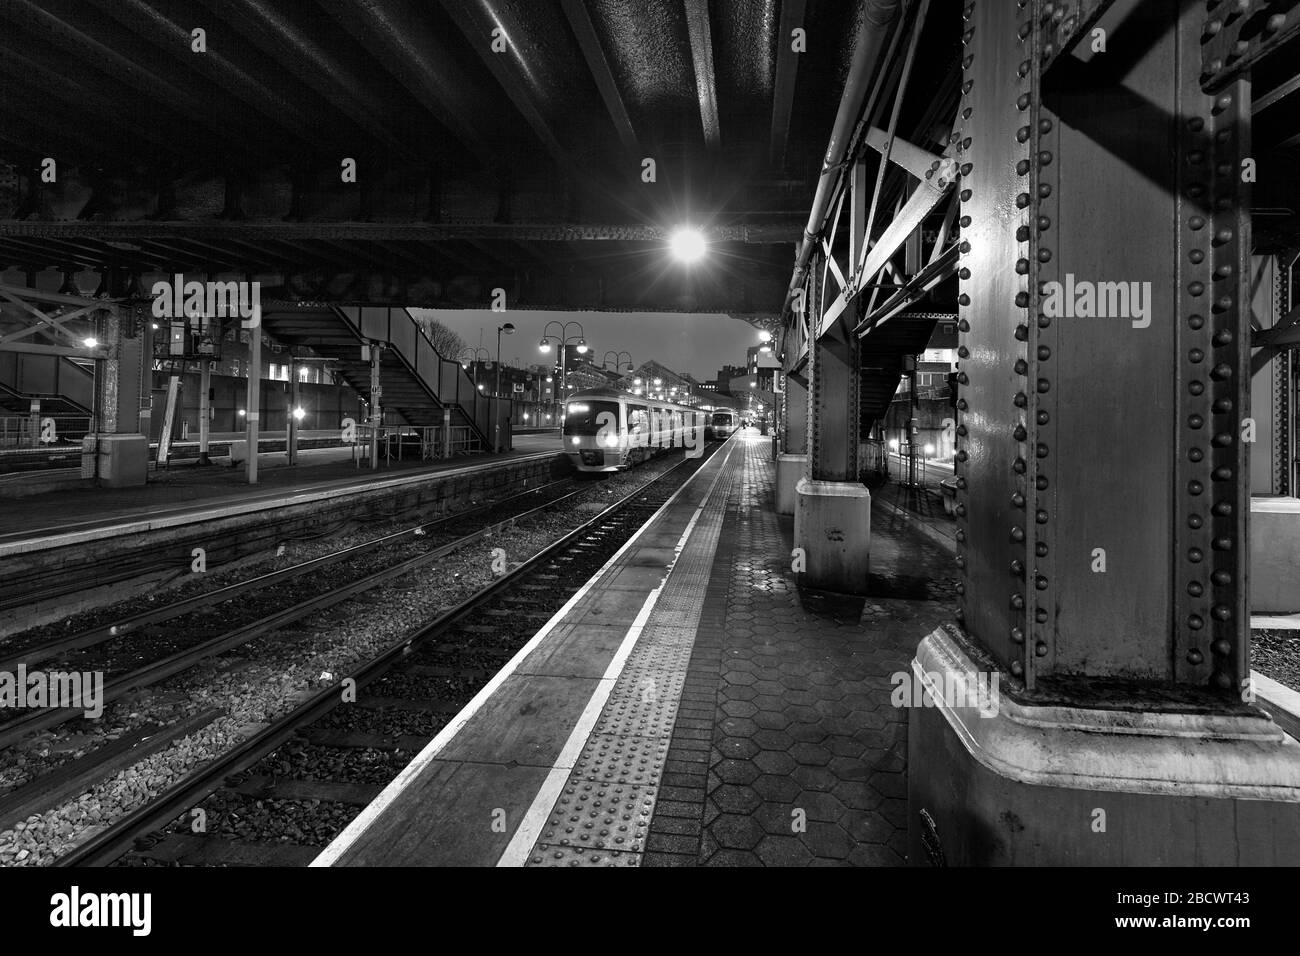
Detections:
0,281,112,358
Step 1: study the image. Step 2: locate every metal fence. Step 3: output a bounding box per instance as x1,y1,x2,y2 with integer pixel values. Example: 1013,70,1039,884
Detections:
0,415,93,449
351,424,484,465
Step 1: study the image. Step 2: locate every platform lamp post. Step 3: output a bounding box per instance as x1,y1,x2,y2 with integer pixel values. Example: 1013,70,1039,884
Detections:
538,320,586,406
601,351,633,377
493,322,514,451
457,347,489,391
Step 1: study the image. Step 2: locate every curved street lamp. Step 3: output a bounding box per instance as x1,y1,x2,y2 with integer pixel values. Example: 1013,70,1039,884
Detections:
602,350,633,373
494,322,515,398
458,347,489,391
538,320,587,403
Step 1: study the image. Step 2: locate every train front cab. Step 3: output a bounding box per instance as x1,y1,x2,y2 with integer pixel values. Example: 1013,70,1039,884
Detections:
708,410,736,441
563,397,624,472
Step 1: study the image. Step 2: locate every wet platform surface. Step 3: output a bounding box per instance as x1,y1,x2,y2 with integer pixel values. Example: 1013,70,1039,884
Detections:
641,440,955,866
0,433,562,546
317,432,956,867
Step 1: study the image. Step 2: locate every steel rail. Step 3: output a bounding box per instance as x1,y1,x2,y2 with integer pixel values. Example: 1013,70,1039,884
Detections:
0,479,591,749
0,478,576,673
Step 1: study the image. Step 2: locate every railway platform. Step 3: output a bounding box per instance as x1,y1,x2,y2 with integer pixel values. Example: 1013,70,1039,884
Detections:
0,432,562,549
0,433,567,634
315,431,956,866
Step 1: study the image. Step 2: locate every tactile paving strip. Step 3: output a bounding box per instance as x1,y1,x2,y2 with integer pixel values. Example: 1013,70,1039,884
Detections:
608,668,686,702
536,780,656,852
623,639,694,672
525,845,641,867
592,695,679,737
528,449,737,866
571,733,669,785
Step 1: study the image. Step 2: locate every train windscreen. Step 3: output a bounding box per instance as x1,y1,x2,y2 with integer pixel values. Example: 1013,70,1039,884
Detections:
711,412,734,426
563,400,619,435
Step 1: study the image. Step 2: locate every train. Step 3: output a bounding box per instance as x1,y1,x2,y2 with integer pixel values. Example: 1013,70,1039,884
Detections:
562,387,709,473
707,409,738,440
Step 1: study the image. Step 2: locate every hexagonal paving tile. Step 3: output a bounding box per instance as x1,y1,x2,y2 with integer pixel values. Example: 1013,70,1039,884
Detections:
755,834,814,866
840,807,900,844
709,784,762,815
714,758,760,786
791,764,839,792
718,716,759,737
828,755,873,782
752,710,792,730
802,822,856,860
720,699,759,719
789,741,832,766
752,749,797,775
848,842,905,866
750,773,801,803
711,813,765,850
832,779,885,812
716,736,760,760
752,800,800,835
751,728,795,751
792,789,846,823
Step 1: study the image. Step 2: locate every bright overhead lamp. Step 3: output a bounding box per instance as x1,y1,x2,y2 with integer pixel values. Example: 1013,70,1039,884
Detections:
82,337,99,349
539,339,551,352
669,227,707,263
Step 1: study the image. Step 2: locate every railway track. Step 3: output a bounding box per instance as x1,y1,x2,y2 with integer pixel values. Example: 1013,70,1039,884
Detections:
0,476,592,750
0,453,562,617
52,444,718,866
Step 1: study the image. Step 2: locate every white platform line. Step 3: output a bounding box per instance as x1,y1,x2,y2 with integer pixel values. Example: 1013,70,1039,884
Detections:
498,444,736,867
311,444,733,867
1252,614,1300,631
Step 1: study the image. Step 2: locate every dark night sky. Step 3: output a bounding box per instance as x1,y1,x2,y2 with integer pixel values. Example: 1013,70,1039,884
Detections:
411,309,766,380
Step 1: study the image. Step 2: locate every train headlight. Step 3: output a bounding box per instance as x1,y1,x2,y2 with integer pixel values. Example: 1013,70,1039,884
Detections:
603,433,619,448
570,436,580,446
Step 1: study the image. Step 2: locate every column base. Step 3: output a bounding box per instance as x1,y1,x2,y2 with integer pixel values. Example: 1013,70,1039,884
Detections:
81,434,148,487
907,625,1300,865
776,454,807,516
793,477,870,594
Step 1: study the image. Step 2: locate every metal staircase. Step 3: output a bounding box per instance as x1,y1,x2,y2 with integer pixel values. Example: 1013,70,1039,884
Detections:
260,304,491,450
857,311,942,438
0,352,94,415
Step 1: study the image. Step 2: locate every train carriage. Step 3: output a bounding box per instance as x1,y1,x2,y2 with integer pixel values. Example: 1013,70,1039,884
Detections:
706,409,737,440
562,387,709,473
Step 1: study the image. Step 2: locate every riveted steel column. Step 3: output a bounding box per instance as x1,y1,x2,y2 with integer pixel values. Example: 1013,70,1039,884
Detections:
784,375,808,455
953,0,1251,696
808,268,861,482
796,248,870,589
909,0,1300,868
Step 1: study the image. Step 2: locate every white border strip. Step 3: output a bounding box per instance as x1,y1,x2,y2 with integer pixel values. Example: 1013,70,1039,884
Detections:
311,443,734,867
0,452,559,558
497,445,734,866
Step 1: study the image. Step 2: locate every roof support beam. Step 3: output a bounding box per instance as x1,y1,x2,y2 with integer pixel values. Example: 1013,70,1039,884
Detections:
317,0,499,167
769,0,806,167
684,0,722,149
0,222,801,243
559,0,641,156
